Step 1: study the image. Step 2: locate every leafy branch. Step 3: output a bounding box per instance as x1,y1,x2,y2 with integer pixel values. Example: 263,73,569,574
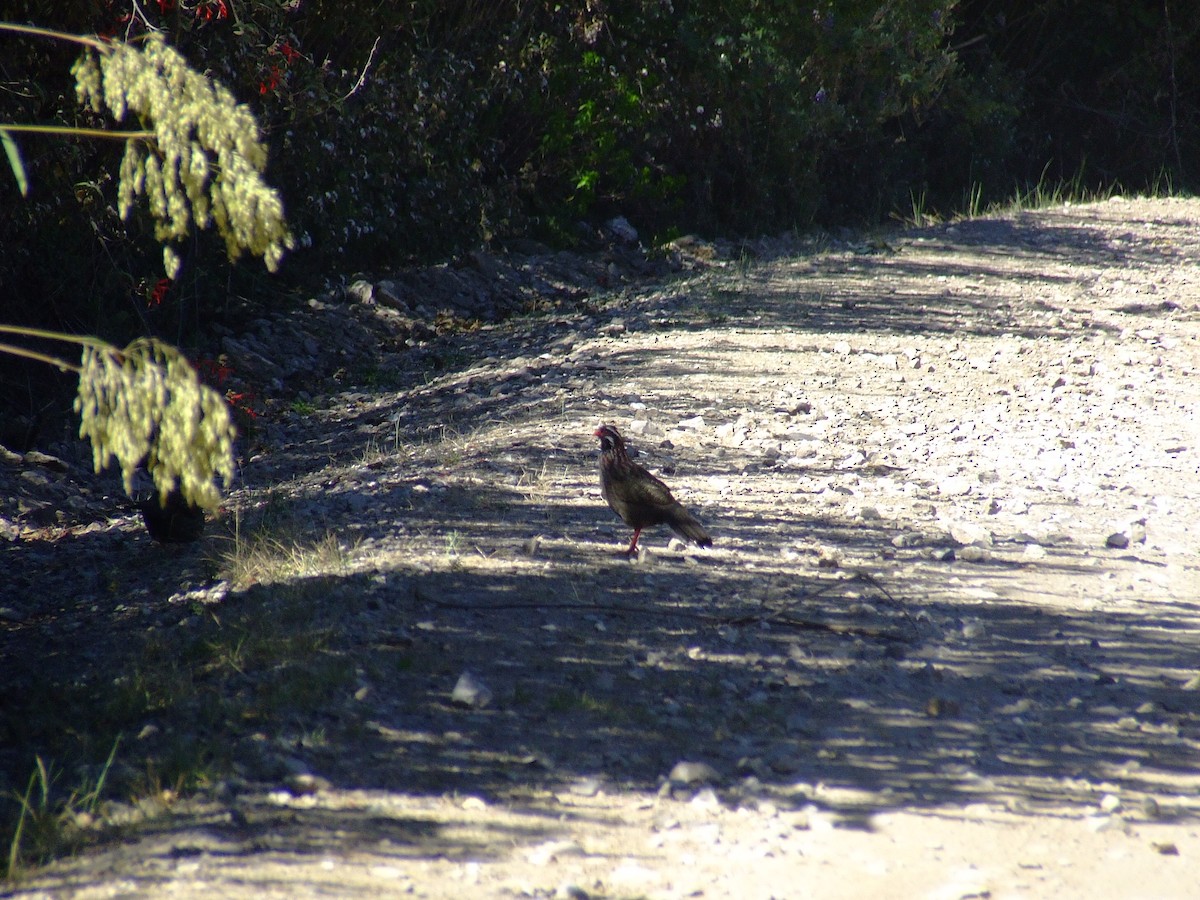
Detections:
0,325,236,510
0,21,294,276
0,22,291,510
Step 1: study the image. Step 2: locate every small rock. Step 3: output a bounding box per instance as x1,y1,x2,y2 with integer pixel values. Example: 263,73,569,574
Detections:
285,773,329,796
714,422,742,446
19,470,49,488
22,450,70,472
526,839,585,866
669,760,721,785
835,449,864,468
569,777,603,797
600,319,627,336
765,751,801,775
999,698,1033,716
938,475,974,496
816,548,842,568
374,280,408,311
958,545,990,563
798,803,836,832
961,619,987,639
451,671,494,708
367,865,404,880
897,529,958,551
606,216,638,243
345,279,374,304
925,697,960,718
946,520,991,545
1085,814,1130,834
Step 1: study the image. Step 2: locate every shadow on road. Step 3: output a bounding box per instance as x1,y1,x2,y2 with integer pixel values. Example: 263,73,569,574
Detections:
4,203,1200,888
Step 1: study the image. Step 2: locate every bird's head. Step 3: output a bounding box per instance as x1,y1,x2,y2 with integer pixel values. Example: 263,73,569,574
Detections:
594,424,624,453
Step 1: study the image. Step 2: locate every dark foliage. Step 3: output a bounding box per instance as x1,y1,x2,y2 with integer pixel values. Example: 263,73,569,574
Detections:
933,0,1199,208
0,0,1196,369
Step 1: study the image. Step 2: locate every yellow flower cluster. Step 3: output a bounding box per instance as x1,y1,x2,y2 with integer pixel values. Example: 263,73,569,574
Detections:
72,33,293,273
75,339,236,510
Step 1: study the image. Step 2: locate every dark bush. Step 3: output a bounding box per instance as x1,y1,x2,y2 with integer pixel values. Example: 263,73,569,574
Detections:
1,0,1196,370
937,0,1199,206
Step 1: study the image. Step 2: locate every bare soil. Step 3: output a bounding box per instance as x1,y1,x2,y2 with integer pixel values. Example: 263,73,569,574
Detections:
3,197,1200,899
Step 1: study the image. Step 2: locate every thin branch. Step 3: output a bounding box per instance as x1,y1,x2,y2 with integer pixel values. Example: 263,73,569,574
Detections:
0,124,155,141
0,342,80,374
341,36,381,101
0,22,108,52
0,323,114,348
125,0,161,41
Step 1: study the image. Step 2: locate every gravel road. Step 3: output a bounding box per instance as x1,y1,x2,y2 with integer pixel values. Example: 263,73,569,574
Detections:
5,196,1200,899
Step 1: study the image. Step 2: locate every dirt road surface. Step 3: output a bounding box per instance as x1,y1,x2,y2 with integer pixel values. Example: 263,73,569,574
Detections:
5,197,1200,898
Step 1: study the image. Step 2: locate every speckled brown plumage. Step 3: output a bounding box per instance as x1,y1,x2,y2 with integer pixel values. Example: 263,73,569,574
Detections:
594,424,711,554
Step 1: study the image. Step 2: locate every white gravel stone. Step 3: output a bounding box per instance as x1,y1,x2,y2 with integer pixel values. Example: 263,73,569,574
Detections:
669,761,721,785
451,671,494,708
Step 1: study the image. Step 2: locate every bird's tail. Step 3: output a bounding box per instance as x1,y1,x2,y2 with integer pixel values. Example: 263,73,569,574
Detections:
668,505,712,547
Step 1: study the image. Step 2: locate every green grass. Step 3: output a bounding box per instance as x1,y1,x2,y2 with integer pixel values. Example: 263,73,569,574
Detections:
894,161,1184,228
5,740,120,880
1003,160,1118,211
357,363,408,391
2,521,362,881
961,181,985,219
358,421,403,465
905,189,937,228
218,506,356,588
545,689,622,719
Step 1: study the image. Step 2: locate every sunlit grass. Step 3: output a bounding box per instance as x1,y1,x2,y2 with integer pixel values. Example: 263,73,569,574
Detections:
217,506,357,588
894,162,1184,229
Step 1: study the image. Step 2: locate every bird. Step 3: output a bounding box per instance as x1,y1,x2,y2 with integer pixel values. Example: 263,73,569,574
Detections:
129,468,205,543
594,424,712,554
137,488,206,543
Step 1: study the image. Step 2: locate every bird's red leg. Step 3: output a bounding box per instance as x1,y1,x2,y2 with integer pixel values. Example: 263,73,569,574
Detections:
625,528,642,555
